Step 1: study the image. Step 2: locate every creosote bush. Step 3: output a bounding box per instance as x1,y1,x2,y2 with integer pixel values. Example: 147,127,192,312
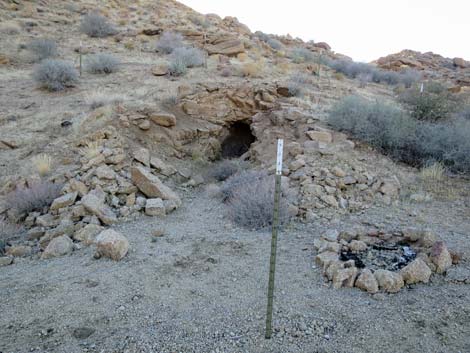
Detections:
86,54,119,74
156,31,184,54
28,38,57,61
328,95,470,173
80,13,117,38
222,170,291,229
168,46,205,76
6,181,62,215
33,59,78,91
399,81,461,121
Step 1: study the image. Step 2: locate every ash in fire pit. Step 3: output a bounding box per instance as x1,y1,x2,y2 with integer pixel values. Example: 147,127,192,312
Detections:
314,228,456,294
340,244,417,272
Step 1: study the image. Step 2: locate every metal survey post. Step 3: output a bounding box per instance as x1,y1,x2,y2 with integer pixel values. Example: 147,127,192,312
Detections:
265,139,284,339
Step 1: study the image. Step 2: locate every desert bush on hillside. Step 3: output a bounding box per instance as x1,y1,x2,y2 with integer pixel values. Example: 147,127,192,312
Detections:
168,55,187,76
399,82,462,121
171,47,205,68
156,31,184,54
328,95,470,172
267,38,283,50
85,90,124,109
6,181,62,215
240,62,264,77
28,38,57,61
326,59,420,87
290,47,314,63
287,72,311,97
86,54,120,74
80,13,117,38
33,59,78,91
209,159,241,181
222,170,291,229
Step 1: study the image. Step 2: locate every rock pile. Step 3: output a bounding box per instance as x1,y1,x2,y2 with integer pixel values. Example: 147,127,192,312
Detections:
314,228,455,294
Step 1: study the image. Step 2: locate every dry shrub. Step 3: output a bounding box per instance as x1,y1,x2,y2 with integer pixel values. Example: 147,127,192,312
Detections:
85,90,124,110
420,162,445,182
6,181,62,215
222,170,291,229
28,38,57,61
0,22,21,35
237,53,248,62
79,141,102,160
33,59,78,91
156,31,184,54
86,54,120,74
32,154,52,177
80,13,117,38
208,159,241,181
241,61,264,77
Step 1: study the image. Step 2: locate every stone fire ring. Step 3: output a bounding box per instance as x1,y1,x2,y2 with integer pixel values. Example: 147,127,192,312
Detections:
314,228,457,294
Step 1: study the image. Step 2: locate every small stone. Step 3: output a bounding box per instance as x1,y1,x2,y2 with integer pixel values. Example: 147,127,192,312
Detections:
355,269,379,293
306,130,333,143
343,176,356,185
72,327,95,339
50,192,78,211
82,194,117,225
374,269,404,293
138,119,151,130
149,112,176,127
95,165,116,180
152,65,168,76
430,241,452,274
315,251,339,270
400,258,432,284
41,236,73,259
74,224,104,245
349,240,367,252
0,256,13,266
95,229,129,261
152,229,165,237
322,229,339,242
131,166,181,203
331,167,346,178
145,198,165,216
324,260,344,280
320,195,338,208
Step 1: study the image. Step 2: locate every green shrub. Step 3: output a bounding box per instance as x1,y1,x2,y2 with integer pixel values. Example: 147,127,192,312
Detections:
33,59,78,91
328,95,470,173
399,82,462,121
86,54,119,74
80,13,116,38
28,38,57,61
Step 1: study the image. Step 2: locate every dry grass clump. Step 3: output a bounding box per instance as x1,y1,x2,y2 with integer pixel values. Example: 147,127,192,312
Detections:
221,170,291,229
32,154,52,177
85,90,125,110
6,181,62,215
80,141,102,160
241,61,264,77
86,54,120,74
420,162,445,182
33,59,78,91
80,13,117,38
27,39,57,61
0,22,21,35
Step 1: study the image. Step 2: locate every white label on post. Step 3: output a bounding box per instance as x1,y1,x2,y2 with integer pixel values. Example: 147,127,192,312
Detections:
420,83,424,93
276,139,284,175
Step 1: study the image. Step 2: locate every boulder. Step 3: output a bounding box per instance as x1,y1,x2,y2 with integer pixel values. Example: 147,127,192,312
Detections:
145,198,165,216
322,229,339,242
314,42,331,50
324,260,344,280
132,148,150,166
131,166,181,204
149,112,176,127
50,192,78,211
315,251,339,270
95,229,129,261
430,241,452,274
82,194,117,225
332,267,358,289
74,224,104,245
349,240,368,252
152,65,168,76
41,236,73,259
453,57,467,68
306,130,333,143
400,258,432,284
374,269,404,293
355,269,379,293
206,39,245,56
6,245,32,257
150,157,177,176
95,165,116,180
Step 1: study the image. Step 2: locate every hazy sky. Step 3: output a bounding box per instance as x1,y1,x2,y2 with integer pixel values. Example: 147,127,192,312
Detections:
180,0,470,62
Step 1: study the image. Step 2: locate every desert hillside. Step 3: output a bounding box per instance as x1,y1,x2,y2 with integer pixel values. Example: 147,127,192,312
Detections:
0,1,469,352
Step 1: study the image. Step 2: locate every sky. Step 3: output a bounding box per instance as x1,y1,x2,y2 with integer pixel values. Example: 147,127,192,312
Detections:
180,0,470,63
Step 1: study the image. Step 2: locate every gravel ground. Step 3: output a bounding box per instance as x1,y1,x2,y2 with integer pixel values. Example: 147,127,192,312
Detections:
1,189,469,353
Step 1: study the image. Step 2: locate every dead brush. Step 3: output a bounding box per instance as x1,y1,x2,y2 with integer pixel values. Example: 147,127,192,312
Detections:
6,180,62,215
32,154,52,177
79,141,102,160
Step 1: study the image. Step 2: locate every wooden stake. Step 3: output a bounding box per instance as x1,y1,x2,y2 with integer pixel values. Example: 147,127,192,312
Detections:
265,139,284,339
79,41,82,77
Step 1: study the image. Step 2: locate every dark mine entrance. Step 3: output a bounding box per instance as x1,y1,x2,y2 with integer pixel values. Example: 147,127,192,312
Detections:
221,121,255,158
